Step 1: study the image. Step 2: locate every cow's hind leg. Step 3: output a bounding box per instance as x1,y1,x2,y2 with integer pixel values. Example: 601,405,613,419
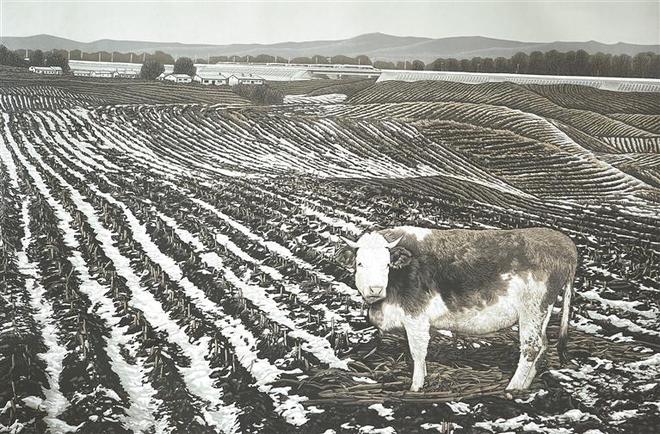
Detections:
404,318,430,392
507,301,553,391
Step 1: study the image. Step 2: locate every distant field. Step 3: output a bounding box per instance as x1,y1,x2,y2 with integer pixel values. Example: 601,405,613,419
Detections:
0,66,249,109
270,77,376,96
1,69,658,433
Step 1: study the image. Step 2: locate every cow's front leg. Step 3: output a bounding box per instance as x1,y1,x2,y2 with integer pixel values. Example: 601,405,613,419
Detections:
404,317,430,392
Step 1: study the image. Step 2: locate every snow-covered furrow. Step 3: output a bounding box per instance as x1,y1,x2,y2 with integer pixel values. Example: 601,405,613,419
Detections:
17,198,77,433
578,288,656,320
56,110,123,172
156,210,349,370
113,106,240,179
35,147,313,426
0,117,21,189
140,108,253,178
190,197,363,304
24,118,120,190
298,198,374,232
26,114,121,188
18,147,244,433
283,94,347,104
74,109,186,179
587,311,660,338
36,111,116,175
124,108,239,178
158,110,274,173
91,193,312,426
549,355,660,427
154,204,354,336
241,182,367,237
287,190,376,228
6,128,164,433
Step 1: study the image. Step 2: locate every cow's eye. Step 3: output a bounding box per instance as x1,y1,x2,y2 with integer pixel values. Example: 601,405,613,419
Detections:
356,262,363,267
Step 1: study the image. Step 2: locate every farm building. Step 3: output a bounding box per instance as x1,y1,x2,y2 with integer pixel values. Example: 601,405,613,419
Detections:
227,73,265,86
194,71,228,85
161,73,193,84
28,66,62,75
72,69,119,78
72,70,94,77
114,69,139,79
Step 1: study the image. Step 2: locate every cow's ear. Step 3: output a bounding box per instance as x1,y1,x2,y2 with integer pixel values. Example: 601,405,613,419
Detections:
390,246,413,269
334,245,356,269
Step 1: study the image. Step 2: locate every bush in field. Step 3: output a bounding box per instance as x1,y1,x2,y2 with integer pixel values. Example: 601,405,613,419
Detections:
30,49,45,67
140,59,165,80
253,54,276,63
355,55,372,66
411,60,425,70
174,57,196,76
232,84,283,105
149,51,175,65
291,56,312,64
46,51,69,72
374,60,395,69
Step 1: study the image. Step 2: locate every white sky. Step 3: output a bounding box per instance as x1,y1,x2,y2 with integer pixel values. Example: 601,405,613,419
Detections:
1,0,658,45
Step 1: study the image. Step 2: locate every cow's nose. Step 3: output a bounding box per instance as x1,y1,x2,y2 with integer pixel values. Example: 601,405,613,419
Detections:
369,286,384,297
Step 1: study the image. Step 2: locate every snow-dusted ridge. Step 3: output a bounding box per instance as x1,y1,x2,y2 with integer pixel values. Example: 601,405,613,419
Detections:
18,195,76,433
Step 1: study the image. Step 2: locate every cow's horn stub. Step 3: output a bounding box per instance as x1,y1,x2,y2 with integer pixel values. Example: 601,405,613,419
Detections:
340,236,360,249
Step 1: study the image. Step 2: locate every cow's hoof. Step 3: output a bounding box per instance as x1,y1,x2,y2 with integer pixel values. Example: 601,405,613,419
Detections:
410,383,423,392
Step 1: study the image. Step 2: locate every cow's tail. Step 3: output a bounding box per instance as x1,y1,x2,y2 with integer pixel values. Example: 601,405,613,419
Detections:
558,263,576,365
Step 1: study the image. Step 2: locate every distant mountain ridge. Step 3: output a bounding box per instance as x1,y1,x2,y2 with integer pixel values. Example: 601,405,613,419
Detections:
2,33,658,62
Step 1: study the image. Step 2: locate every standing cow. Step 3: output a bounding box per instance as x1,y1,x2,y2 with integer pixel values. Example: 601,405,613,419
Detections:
339,226,577,391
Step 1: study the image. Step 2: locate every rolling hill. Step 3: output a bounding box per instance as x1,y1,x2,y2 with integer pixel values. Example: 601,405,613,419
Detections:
2,33,658,62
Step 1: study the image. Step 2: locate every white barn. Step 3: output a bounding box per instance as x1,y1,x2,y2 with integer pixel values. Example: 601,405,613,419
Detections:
28,66,63,75
163,73,193,84
227,73,265,86
194,71,228,85
114,69,139,79
73,69,93,77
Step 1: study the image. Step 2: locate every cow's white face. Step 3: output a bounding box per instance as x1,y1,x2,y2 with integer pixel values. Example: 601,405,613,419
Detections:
341,233,402,303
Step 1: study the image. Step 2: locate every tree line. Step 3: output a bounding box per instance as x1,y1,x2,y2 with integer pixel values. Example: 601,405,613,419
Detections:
402,50,660,79
0,46,70,72
3,45,658,79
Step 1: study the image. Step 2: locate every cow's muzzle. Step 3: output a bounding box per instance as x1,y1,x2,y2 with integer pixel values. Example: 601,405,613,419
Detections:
364,286,385,304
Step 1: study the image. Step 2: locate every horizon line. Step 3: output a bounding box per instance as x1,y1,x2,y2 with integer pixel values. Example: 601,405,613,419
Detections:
3,32,659,48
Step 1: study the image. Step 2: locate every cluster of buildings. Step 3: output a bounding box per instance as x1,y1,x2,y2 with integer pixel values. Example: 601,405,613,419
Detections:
28,65,140,79
157,71,265,86
28,61,267,86
72,68,139,79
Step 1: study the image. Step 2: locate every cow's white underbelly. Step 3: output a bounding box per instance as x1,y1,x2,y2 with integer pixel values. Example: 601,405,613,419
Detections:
371,273,538,335
430,295,519,334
